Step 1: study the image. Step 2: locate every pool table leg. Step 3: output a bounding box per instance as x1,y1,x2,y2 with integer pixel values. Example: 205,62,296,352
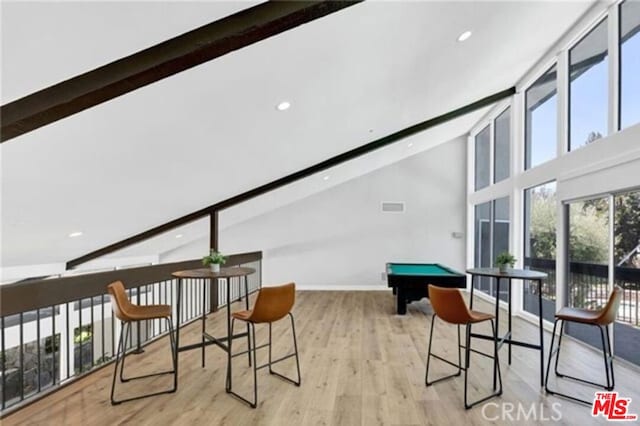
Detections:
396,288,407,315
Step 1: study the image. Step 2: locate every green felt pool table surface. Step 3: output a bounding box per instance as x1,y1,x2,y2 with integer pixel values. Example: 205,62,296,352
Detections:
385,263,466,314
387,263,463,276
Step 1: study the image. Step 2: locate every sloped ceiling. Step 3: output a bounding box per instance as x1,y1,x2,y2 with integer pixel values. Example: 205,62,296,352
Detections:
1,1,594,267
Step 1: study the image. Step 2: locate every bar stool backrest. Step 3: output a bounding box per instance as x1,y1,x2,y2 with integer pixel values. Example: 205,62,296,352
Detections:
428,285,472,325
107,280,135,322
596,286,623,326
248,283,296,323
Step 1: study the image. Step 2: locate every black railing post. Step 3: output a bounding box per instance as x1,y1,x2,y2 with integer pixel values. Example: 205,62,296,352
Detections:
133,287,144,354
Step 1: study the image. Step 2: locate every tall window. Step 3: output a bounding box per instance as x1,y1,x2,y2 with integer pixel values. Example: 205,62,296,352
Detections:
525,65,557,170
613,189,640,365
494,108,511,183
493,197,510,302
523,182,557,321
474,202,492,295
620,0,640,130
475,126,490,190
474,198,510,301
566,197,610,346
569,18,608,150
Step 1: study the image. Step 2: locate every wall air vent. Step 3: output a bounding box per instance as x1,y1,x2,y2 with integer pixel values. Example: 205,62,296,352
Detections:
381,202,405,213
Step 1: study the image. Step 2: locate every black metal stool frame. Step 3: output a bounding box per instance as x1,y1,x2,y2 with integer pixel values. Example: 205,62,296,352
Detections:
544,318,614,405
425,314,503,409
110,317,177,405
226,312,301,408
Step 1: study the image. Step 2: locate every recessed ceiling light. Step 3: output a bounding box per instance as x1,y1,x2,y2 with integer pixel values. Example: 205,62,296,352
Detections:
276,101,291,111
69,231,83,238
176,234,183,239
457,31,472,42
323,175,330,181
407,143,414,148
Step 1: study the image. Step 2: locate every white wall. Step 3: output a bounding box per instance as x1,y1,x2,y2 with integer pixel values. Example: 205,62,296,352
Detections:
0,254,160,283
0,263,65,283
215,136,467,289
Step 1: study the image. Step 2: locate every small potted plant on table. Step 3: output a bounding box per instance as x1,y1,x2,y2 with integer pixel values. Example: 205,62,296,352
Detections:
495,252,516,273
202,249,227,273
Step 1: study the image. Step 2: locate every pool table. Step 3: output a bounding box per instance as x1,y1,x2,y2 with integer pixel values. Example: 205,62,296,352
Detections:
386,263,466,314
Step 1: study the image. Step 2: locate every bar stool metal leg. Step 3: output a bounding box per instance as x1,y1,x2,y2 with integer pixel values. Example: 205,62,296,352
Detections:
463,320,502,410
110,318,177,405
245,277,251,367
545,320,616,405
119,322,131,382
110,321,127,405
227,313,302,408
604,325,615,389
268,313,301,386
425,315,462,386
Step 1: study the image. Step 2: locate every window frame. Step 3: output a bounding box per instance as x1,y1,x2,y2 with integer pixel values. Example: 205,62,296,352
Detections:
567,16,609,152
493,106,511,184
474,124,492,191
524,63,559,171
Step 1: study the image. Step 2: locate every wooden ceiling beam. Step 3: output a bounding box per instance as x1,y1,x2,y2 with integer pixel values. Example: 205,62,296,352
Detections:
0,1,362,142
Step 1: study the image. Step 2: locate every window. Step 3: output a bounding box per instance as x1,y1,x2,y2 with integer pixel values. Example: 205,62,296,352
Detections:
494,108,510,183
525,65,557,169
474,202,492,295
620,0,640,130
474,198,510,301
565,197,610,346
523,182,557,321
613,190,640,365
569,18,608,150
492,197,510,302
474,126,490,190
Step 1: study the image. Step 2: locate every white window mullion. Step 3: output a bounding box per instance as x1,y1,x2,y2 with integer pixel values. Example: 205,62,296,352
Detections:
608,194,615,352
556,49,569,158
489,120,495,185
511,93,524,315
510,185,523,316
512,92,524,180
556,203,568,311
608,2,620,134
467,135,475,196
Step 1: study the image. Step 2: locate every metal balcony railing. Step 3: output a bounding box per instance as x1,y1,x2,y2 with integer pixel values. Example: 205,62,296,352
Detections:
523,257,640,327
0,251,262,417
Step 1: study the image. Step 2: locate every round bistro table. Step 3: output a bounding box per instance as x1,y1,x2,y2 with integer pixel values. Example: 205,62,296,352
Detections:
171,267,255,391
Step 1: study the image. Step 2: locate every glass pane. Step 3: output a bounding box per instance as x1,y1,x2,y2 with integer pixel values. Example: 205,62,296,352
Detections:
566,198,610,346
613,190,640,365
475,125,490,191
474,202,492,295
494,108,510,183
620,0,640,129
493,197,510,302
525,65,557,169
569,18,608,150
523,182,557,321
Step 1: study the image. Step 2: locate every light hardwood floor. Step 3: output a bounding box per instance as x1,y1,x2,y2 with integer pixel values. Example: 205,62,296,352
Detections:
4,291,639,425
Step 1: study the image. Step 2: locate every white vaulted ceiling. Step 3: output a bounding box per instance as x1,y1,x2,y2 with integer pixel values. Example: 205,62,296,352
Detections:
0,1,595,267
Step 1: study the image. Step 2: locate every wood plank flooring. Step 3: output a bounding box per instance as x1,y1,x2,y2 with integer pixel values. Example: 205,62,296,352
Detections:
4,291,639,425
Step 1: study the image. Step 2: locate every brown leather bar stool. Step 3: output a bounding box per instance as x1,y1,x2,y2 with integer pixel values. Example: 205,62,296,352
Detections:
425,284,502,409
107,281,177,405
226,282,301,408
545,286,622,405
